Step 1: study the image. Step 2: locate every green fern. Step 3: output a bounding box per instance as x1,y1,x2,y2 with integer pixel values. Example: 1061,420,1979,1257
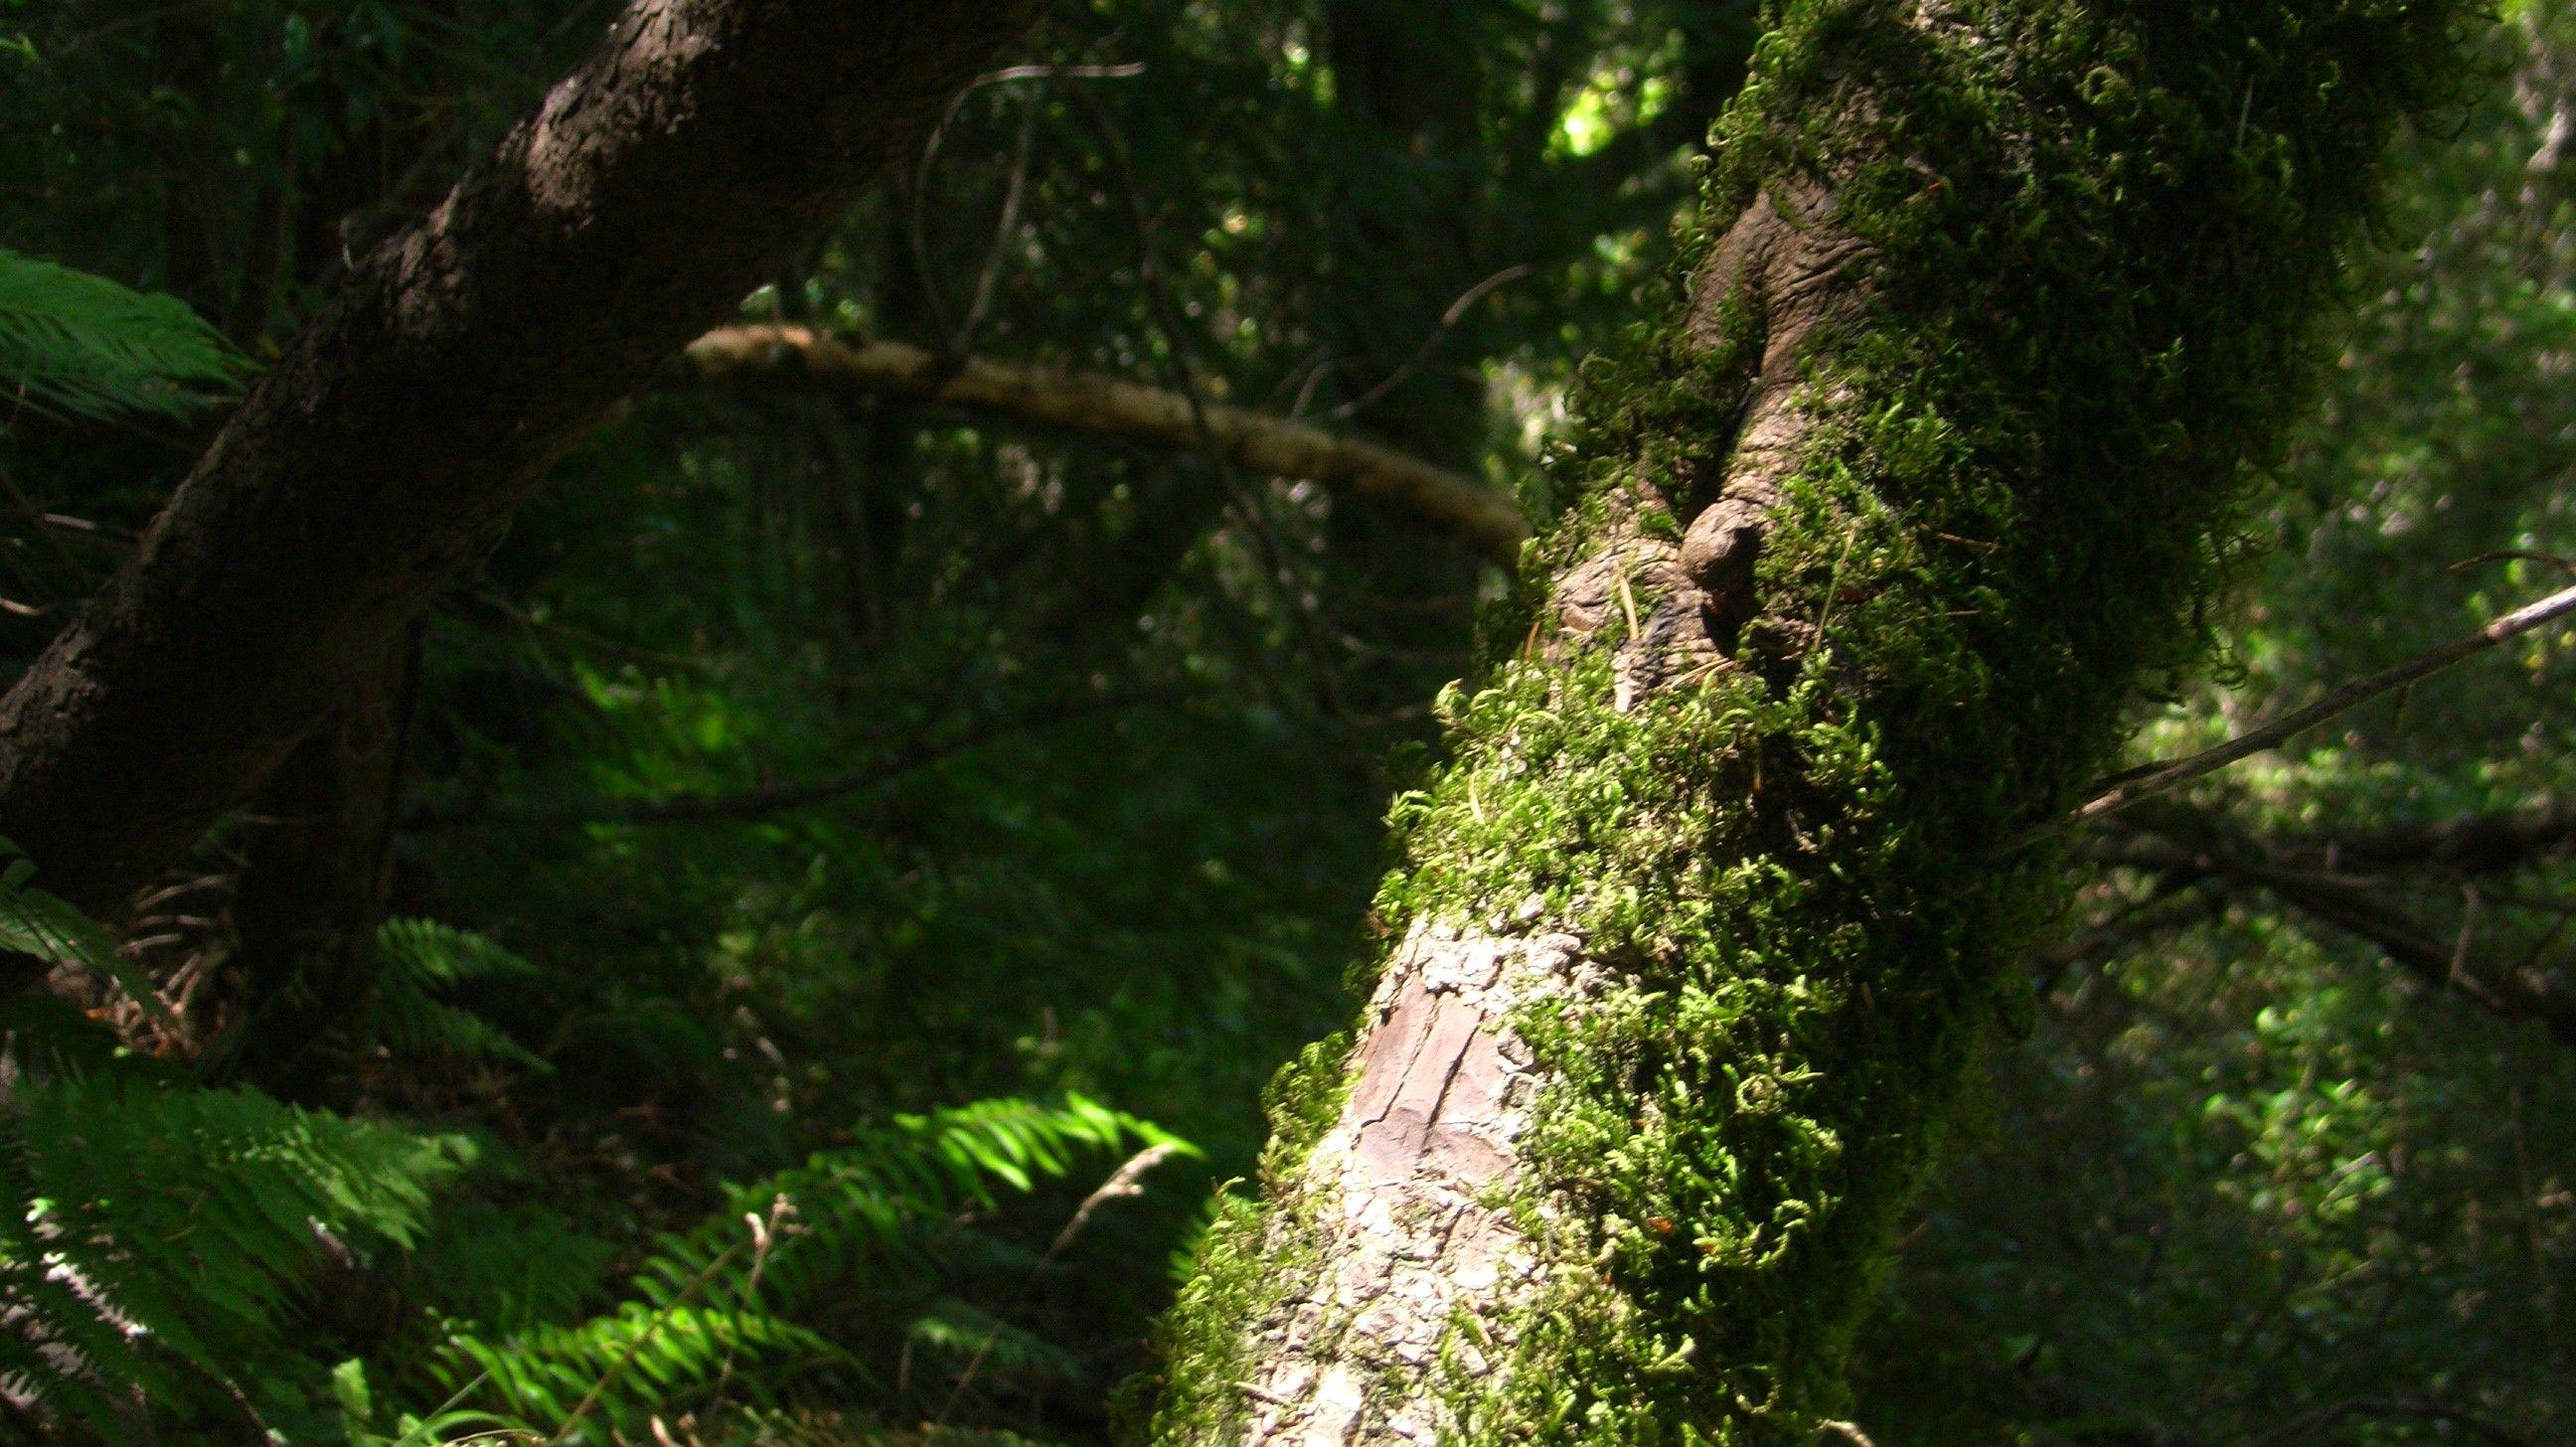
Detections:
0,248,250,422
424,1095,1186,1440
448,1304,846,1429
904,1295,1087,1388
0,838,173,1029
369,918,551,1073
397,1201,619,1337
0,1077,473,1437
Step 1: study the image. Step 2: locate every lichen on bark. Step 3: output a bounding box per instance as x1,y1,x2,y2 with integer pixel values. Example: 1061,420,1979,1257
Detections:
1140,3,2481,1445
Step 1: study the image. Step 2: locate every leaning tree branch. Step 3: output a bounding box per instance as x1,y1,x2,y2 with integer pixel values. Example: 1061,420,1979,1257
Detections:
677,326,1534,566
0,0,1046,916
2246,1397,2539,1447
2302,795,2576,873
2078,581,2576,823
2092,801,2576,1049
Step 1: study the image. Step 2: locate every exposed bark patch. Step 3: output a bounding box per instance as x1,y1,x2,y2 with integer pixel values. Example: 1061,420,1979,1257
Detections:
1238,919,1594,1446
1674,181,1874,628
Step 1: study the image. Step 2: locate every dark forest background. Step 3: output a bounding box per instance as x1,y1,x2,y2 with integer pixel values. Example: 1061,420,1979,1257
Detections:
0,1,2569,1442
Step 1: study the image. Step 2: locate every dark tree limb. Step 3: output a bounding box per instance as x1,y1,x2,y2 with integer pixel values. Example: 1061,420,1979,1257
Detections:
678,326,1533,565
2246,1397,2540,1447
2301,796,2576,874
2093,800,2576,1049
0,0,1047,915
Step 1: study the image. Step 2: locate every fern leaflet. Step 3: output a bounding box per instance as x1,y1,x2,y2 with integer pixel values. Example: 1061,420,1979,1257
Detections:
0,249,249,422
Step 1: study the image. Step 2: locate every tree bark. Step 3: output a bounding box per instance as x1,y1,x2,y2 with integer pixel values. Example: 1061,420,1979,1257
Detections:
218,625,419,1096
0,0,1046,915
678,328,1530,564
1143,4,2475,1444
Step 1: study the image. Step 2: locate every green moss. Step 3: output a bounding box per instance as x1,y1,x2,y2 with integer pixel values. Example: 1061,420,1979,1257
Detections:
1130,1025,1355,1443
1145,3,2480,1444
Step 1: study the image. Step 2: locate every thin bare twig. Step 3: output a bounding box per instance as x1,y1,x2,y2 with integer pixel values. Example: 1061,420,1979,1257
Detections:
1327,262,1535,421
931,1142,1183,1428
953,94,1045,353
2078,582,2576,823
544,1239,746,1446
904,56,1144,337
1064,90,1352,717
707,1196,796,1407
973,62,1147,87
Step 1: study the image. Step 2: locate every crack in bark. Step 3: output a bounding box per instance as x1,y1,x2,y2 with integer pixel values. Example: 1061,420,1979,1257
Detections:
1238,919,1592,1445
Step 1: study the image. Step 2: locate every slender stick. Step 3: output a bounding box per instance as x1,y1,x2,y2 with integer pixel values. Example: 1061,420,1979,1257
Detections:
682,326,1530,563
2078,582,2576,823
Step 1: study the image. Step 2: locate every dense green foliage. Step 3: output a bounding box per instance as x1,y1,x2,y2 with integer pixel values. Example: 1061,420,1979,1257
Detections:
1866,6,2576,1439
0,1,2569,1444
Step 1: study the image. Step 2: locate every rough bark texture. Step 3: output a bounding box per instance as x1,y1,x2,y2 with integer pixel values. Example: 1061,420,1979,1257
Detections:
679,328,1531,563
0,0,1045,914
1145,4,2477,1445
1231,921,1592,1446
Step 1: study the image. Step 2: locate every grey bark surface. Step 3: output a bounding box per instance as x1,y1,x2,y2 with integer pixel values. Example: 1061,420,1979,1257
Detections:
0,0,1044,913
1233,921,1590,1447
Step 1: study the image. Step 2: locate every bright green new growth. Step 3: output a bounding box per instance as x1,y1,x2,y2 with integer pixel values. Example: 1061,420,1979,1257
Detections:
0,248,249,422
1150,3,2480,1443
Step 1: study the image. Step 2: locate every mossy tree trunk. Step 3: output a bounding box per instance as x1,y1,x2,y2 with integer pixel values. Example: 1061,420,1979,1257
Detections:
1144,3,2474,1444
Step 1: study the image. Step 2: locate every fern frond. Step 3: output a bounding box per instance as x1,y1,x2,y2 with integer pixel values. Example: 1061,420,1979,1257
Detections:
376,918,541,990
0,249,249,422
423,1096,1184,1440
449,1303,845,1428
646,1094,1182,1323
0,841,174,1027
0,1079,472,1437
368,918,551,1072
903,1296,1086,1387
399,1201,618,1336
